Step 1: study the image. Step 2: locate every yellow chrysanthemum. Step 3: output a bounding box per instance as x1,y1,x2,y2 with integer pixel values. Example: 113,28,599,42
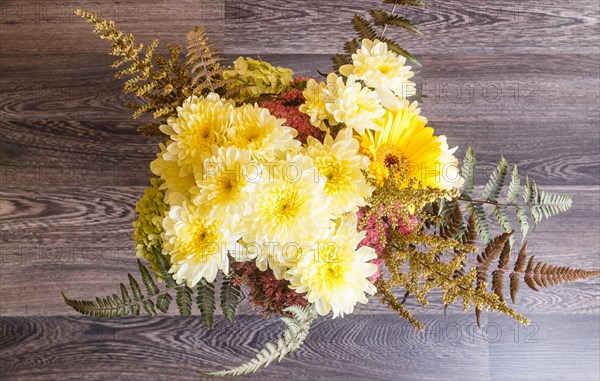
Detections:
194,146,257,227
360,101,462,191
162,199,242,287
306,128,373,215
285,216,378,318
324,73,385,134
150,141,197,203
340,39,416,98
228,103,300,161
160,94,234,177
243,153,335,246
299,78,334,130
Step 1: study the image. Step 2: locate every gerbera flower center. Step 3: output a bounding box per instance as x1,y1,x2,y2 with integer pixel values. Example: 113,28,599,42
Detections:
376,144,408,170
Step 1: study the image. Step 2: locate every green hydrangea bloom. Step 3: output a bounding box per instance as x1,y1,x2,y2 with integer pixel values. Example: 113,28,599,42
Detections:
132,177,170,281
225,57,293,101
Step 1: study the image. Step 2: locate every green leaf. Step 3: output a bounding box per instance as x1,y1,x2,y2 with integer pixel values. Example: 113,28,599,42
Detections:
466,201,490,244
493,205,513,247
143,299,157,316
461,147,477,199
196,279,216,328
331,53,351,72
152,246,176,288
384,0,428,6
483,156,508,202
176,284,193,317
220,278,241,322
204,306,317,377
351,15,377,40
370,10,422,34
156,293,173,313
128,274,143,301
138,260,159,296
378,36,420,66
120,283,131,304
507,165,520,204
343,39,360,55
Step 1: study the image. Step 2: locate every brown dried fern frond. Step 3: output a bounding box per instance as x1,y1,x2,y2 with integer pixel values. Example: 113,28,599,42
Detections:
186,26,237,99
76,9,191,137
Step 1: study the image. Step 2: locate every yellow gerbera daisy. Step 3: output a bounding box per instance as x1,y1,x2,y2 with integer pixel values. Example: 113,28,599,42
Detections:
306,128,373,215
285,215,378,318
360,101,462,190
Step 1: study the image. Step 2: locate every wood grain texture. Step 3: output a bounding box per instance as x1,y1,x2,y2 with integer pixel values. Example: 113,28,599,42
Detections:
1,0,599,380
1,314,599,381
222,0,600,54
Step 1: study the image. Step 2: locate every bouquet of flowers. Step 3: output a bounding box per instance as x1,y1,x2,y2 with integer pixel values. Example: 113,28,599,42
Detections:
64,3,599,377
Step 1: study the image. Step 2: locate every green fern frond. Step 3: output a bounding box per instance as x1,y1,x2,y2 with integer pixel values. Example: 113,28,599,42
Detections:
461,147,477,199
466,202,490,244
384,0,428,6
482,156,508,202
370,10,422,34
459,149,571,243
378,36,420,66
138,259,159,296
196,279,216,328
176,284,193,317
351,15,377,40
220,278,241,322
63,261,173,318
204,306,317,377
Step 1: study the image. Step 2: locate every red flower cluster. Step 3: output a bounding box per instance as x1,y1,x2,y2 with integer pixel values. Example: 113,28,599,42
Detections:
259,77,326,144
231,260,309,317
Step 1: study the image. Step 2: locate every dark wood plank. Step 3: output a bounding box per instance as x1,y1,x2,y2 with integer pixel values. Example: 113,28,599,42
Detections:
0,0,225,54
222,0,600,54
1,314,598,381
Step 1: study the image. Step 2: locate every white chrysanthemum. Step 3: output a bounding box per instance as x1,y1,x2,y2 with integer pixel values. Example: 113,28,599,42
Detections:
160,94,234,177
307,128,373,215
150,141,197,203
162,199,242,287
436,135,465,191
286,215,378,318
299,78,335,130
243,153,335,246
324,73,385,134
228,103,300,161
194,146,258,227
340,38,416,98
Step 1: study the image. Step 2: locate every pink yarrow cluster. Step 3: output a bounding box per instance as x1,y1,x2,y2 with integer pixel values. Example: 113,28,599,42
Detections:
358,205,418,283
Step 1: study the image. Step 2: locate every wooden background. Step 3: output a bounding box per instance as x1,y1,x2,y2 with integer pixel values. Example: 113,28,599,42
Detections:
1,0,599,380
